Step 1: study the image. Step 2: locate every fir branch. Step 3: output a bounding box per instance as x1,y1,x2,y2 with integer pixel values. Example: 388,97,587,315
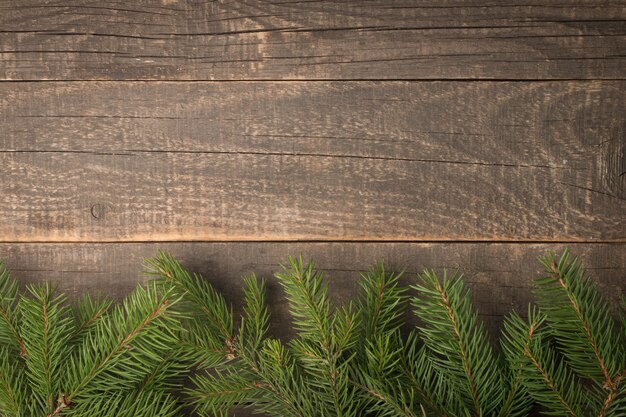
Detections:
525,348,579,417
20,283,73,412
502,308,585,417
66,389,181,417
0,263,27,357
359,332,422,417
421,273,478,408
413,270,503,415
256,339,317,417
188,369,259,415
275,256,332,348
537,250,624,387
0,346,25,416
0,262,185,417
598,379,626,417
497,360,533,417
238,274,270,356
402,335,455,417
357,378,420,417
140,250,625,417
598,389,618,417
71,293,112,341
60,284,180,412
229,338,315,417
276,257,359,417
357,262,406,342
356,264,434,417
135,349,187,393
536,251,626,415
145,252,235,355
178,318,236,368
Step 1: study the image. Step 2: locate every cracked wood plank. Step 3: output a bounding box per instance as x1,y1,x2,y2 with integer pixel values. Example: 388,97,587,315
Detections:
0,242,623,337
0,0,624,80
0,81,623,242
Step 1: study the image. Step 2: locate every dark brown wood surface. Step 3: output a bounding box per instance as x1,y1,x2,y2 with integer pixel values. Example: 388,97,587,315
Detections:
0,0,626,415
2,242,623,336
1,81,624,242
0,0,623,382
1,0,625,80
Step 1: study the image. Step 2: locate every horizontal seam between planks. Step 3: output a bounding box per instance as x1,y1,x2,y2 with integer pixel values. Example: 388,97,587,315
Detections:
0,239,623,244
0,79,625,83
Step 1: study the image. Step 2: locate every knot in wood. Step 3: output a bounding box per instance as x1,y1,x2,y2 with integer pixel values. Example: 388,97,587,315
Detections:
90,204,106,220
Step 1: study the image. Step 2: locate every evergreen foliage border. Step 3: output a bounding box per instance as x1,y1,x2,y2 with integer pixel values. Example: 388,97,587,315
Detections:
0,250,622,416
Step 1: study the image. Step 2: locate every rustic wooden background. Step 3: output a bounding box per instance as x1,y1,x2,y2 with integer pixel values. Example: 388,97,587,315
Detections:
0,0,624,346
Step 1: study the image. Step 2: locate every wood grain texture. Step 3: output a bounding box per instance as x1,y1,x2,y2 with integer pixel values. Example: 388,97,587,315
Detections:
1,81,624,242
1,0,624,80
1,242,623,337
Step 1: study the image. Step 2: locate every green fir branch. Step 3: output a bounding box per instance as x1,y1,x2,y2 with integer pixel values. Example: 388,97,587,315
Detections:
536,250,625,388
145,252,235,363
0,346,26,416
502,307,586,417
0,261,185,417
71,293,112,341
59,283,181,415
276,256,360,417
19,283,73,413
0,263,27,357
238,274,270,356
413,270,503,416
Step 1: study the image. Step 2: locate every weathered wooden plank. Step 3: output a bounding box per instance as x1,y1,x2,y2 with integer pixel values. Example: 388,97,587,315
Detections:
1,0,624,80
1,81,624,242
1,242,623,337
